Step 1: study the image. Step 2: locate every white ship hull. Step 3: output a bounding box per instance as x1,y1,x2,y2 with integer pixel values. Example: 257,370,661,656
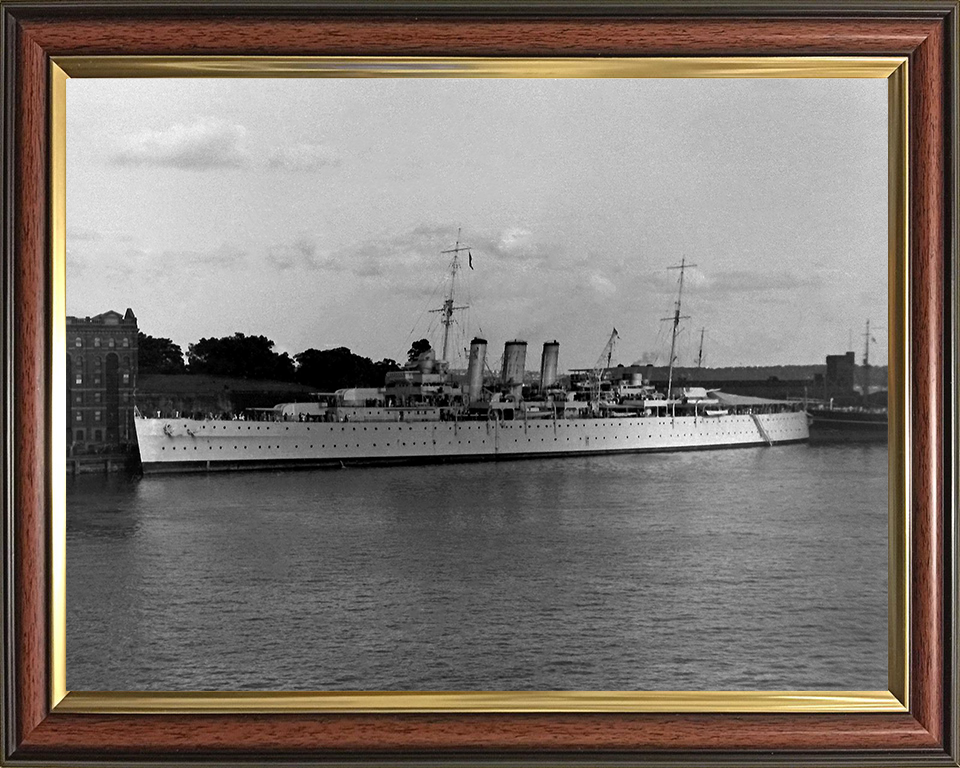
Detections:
134,411,810,474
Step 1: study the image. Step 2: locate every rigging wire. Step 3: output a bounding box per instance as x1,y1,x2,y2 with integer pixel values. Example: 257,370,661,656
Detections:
405,271,450,351
404,235,478,371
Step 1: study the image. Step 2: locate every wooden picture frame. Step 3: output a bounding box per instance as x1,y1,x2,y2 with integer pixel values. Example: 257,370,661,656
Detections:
2,2,957,765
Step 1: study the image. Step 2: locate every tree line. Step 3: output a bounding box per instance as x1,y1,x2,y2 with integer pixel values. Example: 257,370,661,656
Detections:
137,332,428,391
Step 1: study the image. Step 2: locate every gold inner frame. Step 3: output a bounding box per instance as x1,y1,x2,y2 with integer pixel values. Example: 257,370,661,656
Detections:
49,55,910,715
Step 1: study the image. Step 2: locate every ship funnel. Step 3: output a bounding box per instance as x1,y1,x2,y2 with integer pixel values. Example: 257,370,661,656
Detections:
501,340,527,399
540,341,560,391
466,337,487,402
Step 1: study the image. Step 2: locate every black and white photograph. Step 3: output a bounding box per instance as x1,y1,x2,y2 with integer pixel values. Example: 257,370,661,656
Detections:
64,75,889,692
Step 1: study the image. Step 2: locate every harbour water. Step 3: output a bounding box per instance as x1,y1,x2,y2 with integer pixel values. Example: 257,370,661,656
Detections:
67,443,887,691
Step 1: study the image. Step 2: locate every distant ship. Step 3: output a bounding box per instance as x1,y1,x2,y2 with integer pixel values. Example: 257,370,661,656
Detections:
808,321,888,443
808,406,887,436
134,240,809,473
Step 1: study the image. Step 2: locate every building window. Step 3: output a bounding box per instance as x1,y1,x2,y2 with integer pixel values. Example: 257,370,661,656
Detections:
75,394,82,404
94,376,100,385
75,412,82,422
122,373,130,384
122,338,129,348
75,356,83,367
74,338,81,348
108,338,115,348
94,338,101,348
94,430,102,442
94,411,102,422
75,373,82,385
94,392,101,404
75,430,84,441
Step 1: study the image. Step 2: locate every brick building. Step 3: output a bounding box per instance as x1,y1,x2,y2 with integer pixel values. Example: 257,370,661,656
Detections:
66,309,138,455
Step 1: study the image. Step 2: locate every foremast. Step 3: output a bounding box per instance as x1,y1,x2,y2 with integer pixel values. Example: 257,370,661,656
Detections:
431,228,471,364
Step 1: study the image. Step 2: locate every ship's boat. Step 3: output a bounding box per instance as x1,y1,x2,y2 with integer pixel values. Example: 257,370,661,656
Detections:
134,243,809,473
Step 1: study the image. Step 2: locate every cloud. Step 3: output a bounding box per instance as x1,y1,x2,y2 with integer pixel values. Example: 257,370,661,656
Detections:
331,224,454,282
469,226,552,265
69,240,247,285
647,266,820,298
112,119,250,170
179,243,246,269
265,235,330,271
497,227,534,257
647,264,706,295
707,270,823,293
266,143,341,172
588,273,617,295
312,225,584,331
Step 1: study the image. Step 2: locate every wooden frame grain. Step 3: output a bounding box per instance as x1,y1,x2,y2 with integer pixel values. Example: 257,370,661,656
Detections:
1,2,957,765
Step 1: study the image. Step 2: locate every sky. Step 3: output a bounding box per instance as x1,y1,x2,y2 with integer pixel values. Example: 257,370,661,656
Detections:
66,77,888,372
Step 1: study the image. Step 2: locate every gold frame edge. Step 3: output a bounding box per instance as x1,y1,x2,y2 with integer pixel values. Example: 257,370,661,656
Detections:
55,689,906,715
52,55,906,79
49,60,68,711
887,60,910,708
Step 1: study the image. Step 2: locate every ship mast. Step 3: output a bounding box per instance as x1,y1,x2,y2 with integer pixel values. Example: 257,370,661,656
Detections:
696,328,706,370
663,257,695,400
862,318,871,407
431,228,471,364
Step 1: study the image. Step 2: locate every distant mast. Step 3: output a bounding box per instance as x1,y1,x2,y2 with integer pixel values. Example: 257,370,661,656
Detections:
663,257,695,399
862,319,872,407
431,228,471,364
696,328,706,370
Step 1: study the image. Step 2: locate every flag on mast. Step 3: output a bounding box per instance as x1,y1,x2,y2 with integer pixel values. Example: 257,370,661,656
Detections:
468,250,473,270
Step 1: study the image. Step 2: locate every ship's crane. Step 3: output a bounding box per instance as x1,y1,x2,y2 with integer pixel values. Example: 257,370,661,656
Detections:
591,328,619,401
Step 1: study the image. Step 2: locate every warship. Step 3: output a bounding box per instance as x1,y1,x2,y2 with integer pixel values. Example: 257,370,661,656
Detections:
134,240,809,473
